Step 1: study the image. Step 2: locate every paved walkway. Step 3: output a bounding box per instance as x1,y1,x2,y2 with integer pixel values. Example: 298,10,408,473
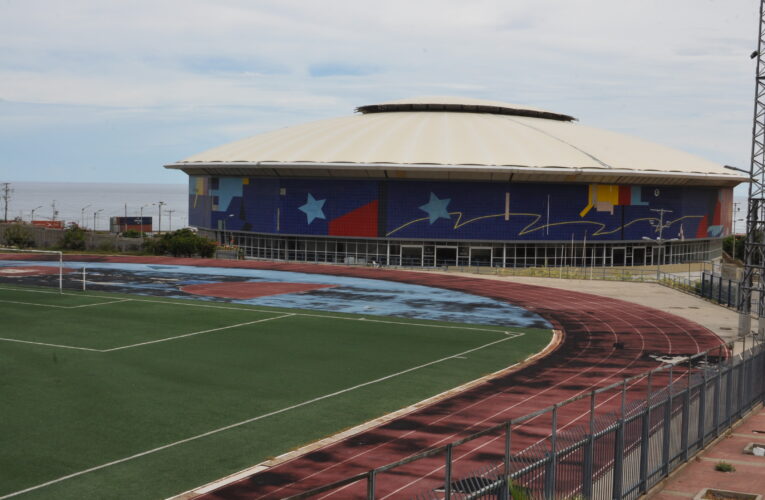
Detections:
648,403,765,499
445,272,742,343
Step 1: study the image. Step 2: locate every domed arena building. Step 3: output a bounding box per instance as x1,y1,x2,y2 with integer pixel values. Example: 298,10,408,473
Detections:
165,97,745,268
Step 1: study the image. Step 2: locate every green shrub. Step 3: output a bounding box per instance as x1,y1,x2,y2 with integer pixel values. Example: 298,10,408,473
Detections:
61,225,86,250
3,223,34,248
714,461,735,472
144,229,216,258
121,229,141,238
98,241,116,252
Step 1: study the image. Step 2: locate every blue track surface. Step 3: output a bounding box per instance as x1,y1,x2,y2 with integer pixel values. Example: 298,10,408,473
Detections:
0,260,551,329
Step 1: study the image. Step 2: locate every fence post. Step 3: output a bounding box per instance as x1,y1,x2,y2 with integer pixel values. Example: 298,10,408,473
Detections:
726,347,734,428
544,405,558,499
367,469,376,500
582,391,595,500
737,345,746,419
717,276,723,304
727,279,732,307
681,358,691,462
662,366,673,477
503,421,511,500
612,380,627,499
639,376,651,494
714,345,723,436
700,273,706,298
699,351,708,448
445,443,452,500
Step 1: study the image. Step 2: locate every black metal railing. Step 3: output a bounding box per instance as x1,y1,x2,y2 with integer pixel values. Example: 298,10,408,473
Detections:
287,336,765,500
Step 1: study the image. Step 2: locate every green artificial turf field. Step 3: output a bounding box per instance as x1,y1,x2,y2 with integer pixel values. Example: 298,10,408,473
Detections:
0,284,552,500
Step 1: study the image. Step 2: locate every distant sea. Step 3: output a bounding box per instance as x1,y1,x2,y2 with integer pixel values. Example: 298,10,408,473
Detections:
4,181,188,231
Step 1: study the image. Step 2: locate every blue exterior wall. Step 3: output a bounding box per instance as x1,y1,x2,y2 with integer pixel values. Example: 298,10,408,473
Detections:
188,176,732,241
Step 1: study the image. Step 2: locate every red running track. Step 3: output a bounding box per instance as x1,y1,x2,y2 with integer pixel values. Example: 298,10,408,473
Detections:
0,255,728,499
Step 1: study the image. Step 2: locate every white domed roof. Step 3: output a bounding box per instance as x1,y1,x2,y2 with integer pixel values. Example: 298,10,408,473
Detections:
166,97,744,186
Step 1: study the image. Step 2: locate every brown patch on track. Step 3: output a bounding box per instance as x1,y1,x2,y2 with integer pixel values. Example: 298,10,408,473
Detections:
180,281,336,299
0,265,74,277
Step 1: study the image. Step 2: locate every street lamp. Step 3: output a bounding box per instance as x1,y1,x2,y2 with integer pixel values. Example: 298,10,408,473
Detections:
139,203,150,240
157,201,166,233
643,208,677,280
30,205,43,223
93,209,103,232
80,204,91,228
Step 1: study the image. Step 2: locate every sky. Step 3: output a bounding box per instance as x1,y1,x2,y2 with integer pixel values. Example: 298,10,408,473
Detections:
0,0,760,197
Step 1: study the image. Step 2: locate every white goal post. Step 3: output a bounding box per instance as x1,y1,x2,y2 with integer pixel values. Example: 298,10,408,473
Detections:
0,248,64,293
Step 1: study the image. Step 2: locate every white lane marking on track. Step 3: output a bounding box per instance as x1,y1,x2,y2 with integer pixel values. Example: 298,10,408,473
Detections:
375,296,651,499
314,288,677,500
377,292,709,499
0,332,518,500
100,313,295,352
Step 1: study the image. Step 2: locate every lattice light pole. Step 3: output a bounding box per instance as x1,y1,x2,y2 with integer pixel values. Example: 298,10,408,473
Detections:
738,0,765,337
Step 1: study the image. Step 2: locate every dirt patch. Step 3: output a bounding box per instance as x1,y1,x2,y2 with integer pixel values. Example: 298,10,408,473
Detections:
180,281,336,299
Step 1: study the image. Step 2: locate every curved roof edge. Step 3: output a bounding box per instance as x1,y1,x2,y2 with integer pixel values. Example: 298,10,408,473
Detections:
164,161,746,187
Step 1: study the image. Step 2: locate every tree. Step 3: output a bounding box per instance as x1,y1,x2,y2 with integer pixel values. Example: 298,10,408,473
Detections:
2,223,34,248
143,229,216,258
61,224,86,250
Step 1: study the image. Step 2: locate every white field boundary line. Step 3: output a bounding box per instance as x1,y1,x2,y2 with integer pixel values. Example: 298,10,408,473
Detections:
0,337,102,352
0,332,523,500
0,297,132,309
101,314,295,352
0,286,516,336
0,313,295,353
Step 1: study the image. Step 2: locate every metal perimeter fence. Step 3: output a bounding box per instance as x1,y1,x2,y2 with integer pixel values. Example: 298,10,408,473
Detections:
289,335,765,500
391,264,752,315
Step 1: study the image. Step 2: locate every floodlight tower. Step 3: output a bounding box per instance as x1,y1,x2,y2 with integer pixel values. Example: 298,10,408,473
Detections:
738,0,765,337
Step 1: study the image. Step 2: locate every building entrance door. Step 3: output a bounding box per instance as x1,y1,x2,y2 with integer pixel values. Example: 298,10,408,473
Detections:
435,246,458,267
632,246,647,267
469,247,492,267
611,247,627,267
400,245,424,267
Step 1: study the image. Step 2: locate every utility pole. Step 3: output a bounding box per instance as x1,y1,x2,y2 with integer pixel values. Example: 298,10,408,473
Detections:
1,182,12,222
739,0,765,338
164,209,175,232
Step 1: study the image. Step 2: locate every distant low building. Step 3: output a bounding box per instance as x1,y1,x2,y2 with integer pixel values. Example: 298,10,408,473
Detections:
110,216,151,234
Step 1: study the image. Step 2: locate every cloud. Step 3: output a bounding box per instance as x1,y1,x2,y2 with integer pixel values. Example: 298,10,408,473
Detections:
0,0,760,184
308,63,378,77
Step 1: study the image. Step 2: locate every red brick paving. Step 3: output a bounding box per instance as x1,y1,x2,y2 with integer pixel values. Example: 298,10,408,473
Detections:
650,405,765,499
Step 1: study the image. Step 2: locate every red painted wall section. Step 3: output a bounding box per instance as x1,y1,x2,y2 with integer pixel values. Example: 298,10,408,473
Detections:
328,201,378,237
696,215,709,238
618,186,631,206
